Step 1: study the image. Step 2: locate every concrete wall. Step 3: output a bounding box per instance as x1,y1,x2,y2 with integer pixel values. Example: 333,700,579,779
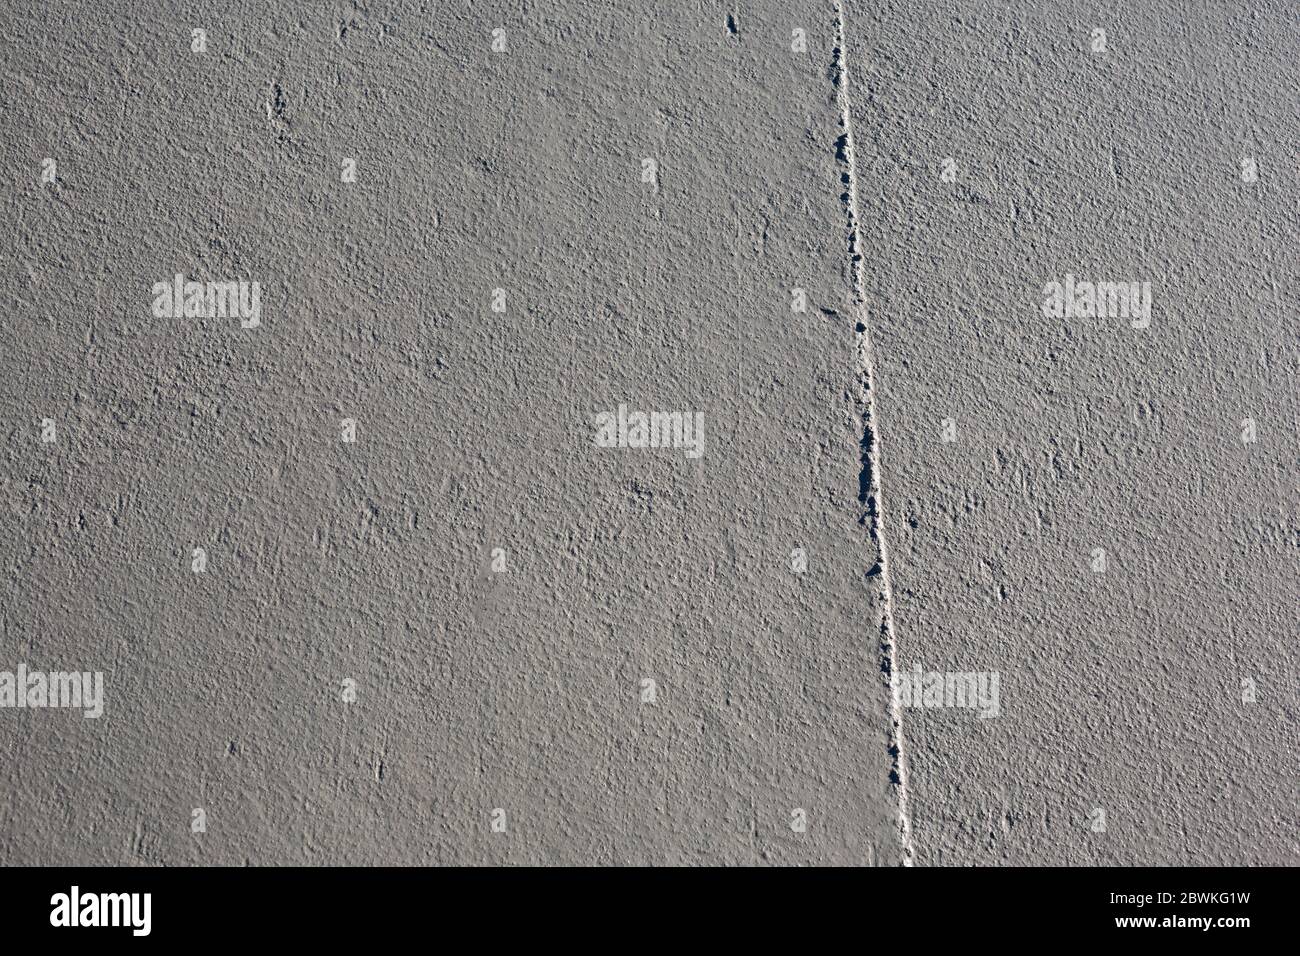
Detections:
0,0,1293,866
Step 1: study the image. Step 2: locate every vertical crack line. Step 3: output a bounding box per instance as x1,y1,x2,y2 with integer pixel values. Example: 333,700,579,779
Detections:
831,0,915,867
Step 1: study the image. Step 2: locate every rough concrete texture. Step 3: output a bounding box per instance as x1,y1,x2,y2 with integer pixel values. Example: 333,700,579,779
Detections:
848,0,1298,864
0,0,1293,866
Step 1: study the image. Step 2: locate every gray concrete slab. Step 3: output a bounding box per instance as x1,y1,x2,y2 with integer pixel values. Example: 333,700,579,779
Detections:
0,0,901,865
0,0,1293,867
844,0,1298,864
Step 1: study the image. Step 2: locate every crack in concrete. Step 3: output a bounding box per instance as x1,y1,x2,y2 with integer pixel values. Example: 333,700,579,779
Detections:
831,0,915,867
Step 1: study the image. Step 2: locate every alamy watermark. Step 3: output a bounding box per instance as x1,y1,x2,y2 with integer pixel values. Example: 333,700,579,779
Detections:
0,664,103,718
892,664,1000,718
151,273,261,328
1042,274,1151,329
50,886,150,936
594,404,704,459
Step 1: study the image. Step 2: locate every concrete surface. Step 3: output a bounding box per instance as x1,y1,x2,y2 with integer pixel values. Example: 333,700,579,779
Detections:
847,0,1298,864
0,0,1293,866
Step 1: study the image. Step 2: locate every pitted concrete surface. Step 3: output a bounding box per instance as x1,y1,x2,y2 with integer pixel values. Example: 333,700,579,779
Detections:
846,0,1298,864
0,0,1294,866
